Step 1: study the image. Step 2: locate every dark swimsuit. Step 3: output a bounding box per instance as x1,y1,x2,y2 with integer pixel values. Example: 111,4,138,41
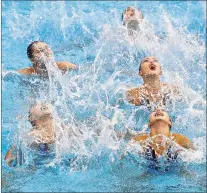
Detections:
145,145,178,161
6,143,51,167
38,143,50,154
144,145,178,171
139,85,173,110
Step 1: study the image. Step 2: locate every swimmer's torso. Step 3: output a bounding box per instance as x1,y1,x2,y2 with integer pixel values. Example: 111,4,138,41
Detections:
128,83,178,107
133,133,182,159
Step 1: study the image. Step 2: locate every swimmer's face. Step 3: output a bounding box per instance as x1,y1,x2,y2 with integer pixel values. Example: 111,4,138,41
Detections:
139,56,162,77
125,7,136,18
29,103,53,123
30,42,53,64
122,7,143,24
149,109,171,128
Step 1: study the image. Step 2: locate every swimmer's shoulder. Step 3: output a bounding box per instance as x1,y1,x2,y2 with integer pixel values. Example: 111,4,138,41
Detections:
171,133,190,142
162,82,179,95
133,134,148,142
127,87,143,105
128,87,141,93
17,67,35,75
172,133,195,150
56,61,78,71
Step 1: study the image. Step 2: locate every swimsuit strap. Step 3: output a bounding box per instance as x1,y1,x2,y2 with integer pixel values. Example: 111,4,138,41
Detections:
145,145,156,159
166,145,178,161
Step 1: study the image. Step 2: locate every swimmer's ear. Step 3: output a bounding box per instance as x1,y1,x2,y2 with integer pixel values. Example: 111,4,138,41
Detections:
138,71,143,76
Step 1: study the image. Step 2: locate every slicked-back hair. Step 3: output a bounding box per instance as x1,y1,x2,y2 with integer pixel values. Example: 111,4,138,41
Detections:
27,41,43,59
122,7,144,22
139,60,142,72
121,13,124,21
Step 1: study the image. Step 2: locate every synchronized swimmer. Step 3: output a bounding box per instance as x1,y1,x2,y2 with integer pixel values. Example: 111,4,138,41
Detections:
5,103,55,167
5,102,83,167
18,41,78,76
123,109,194,160
122,6,143,33
127,56,179,108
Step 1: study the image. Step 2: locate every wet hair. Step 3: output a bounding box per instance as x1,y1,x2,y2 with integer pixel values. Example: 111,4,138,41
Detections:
122,7,132,22
139,60,142,72
27,41,44,59
122,7,144,22
121,13,124,22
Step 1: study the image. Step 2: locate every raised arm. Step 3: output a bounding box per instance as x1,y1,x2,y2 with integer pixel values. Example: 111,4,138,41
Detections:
56,61,78,72
127,88,141,106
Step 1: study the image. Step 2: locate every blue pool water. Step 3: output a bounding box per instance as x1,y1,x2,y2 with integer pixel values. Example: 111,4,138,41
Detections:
2,1,206,192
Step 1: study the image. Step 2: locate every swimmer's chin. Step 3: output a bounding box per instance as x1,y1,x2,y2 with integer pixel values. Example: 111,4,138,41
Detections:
142,73,159,77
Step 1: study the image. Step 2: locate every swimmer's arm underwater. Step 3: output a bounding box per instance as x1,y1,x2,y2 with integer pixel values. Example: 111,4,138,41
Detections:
56,61,78,71
127,88,141,106
172,133,196,150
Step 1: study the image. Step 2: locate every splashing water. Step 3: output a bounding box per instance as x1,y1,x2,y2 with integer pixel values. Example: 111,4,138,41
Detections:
2,1,206,192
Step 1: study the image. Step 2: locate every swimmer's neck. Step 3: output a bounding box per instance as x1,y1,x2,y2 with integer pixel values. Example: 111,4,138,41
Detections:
33,63,40,74
142,75,161,90
150,120,170,137
33,62,48,75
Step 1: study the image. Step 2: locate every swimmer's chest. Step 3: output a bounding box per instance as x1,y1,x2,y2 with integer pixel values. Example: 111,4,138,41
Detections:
143,136,173,156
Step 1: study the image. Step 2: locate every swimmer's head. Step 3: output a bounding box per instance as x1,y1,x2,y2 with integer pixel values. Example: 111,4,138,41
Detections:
138,56,162,77
149,109,172,129
28,103,53,125
27,41,53,65
122,7,143,26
